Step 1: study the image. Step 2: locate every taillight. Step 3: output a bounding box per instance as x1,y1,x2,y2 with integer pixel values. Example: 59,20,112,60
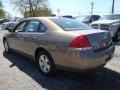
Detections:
70,35,90,49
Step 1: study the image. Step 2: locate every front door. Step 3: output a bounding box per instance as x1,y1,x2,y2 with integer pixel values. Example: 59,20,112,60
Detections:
7,21,27,51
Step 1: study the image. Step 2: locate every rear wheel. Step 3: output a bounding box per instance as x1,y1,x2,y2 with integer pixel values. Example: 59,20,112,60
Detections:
37,51,57,76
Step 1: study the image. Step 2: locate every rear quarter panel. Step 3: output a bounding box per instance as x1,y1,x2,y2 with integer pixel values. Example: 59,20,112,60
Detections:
33,30,78,64
35,30,76,54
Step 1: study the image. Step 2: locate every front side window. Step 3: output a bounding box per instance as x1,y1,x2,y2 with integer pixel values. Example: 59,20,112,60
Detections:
14,21,27,32
94,16,100,20
24,20,40,32
50,18,91,31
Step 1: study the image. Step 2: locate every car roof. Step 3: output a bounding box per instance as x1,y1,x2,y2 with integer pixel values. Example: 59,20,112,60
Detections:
21,17,66,32
24,17,63,20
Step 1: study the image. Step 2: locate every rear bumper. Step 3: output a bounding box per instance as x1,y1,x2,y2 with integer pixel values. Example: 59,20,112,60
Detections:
53,44,115,71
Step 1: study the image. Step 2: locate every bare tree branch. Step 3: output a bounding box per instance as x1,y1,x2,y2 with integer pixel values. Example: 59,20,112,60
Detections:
12,0,50,17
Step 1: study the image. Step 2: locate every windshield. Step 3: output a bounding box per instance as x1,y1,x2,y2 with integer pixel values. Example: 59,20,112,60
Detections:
76,15,90,21
100,15,120,20
50,18,91,31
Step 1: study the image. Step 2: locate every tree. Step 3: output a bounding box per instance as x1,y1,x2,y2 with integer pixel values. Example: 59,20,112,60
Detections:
13,0,51,17
0,1,5,18
0,9,5,18
24,7,52,17
0,3,1,8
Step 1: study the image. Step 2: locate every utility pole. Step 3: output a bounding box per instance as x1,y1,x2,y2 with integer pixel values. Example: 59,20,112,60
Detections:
90,2,94,15
29,0,32,16
111,0,115,14
57,9,60,17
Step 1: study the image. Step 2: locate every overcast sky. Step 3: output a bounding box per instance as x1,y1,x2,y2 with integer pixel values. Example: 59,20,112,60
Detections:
2,0,120,17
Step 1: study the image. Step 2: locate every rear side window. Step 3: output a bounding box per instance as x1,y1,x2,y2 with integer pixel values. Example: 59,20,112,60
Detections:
39,22,47,32
50,18,91,31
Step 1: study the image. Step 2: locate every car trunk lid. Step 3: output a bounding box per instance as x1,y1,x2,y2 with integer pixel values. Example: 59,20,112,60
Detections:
68,29,112,50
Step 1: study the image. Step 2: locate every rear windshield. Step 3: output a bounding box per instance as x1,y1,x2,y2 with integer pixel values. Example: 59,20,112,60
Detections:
50,18,91,31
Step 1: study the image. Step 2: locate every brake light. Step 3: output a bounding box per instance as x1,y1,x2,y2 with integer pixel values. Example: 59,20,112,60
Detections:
70,35,90,48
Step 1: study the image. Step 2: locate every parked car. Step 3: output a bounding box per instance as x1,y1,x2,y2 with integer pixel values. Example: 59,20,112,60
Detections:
0,19,10,27
62,15,75,19
91,14,120,42
3,17,115,76
76,15,100,24
2,20,20,30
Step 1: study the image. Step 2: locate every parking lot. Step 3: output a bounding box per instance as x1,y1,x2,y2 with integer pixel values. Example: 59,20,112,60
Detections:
0,29,120,90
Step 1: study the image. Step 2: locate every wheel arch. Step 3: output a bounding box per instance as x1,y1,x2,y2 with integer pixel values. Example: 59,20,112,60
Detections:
34,47,52,61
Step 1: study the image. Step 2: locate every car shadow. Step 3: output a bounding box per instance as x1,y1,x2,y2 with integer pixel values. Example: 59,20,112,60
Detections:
3,51,120,90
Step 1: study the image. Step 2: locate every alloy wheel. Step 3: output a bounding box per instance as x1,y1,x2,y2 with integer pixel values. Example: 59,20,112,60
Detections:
39,55,51,73
4,41,9,52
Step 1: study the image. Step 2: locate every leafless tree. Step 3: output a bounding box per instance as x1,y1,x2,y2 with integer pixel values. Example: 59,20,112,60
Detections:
12,0,49,17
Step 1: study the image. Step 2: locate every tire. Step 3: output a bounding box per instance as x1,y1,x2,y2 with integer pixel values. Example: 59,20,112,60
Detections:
37,51,57,76
113,30,120,42
3,40,11,53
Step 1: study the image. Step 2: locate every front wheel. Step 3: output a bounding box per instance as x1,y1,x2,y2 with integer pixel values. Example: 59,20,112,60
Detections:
37,51,57,76
4,40,10,53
